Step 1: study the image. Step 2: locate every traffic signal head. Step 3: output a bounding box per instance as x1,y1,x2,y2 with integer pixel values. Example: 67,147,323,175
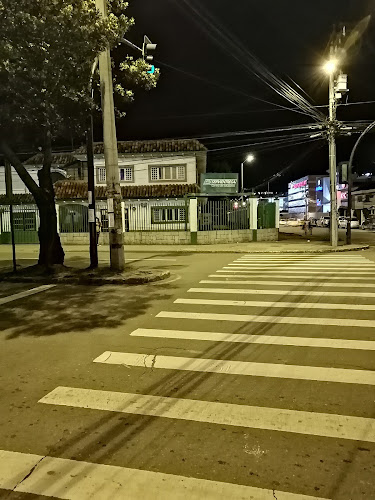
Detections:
143,35,157,62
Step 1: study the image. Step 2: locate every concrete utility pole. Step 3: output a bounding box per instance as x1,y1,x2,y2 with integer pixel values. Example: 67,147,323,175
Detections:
328,53,338,248
95,0,125,271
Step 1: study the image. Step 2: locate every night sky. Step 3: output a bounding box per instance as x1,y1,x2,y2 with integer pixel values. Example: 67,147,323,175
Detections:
108,0,375,192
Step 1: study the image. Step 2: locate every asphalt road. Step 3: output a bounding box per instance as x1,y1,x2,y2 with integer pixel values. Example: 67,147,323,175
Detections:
0,250,375,499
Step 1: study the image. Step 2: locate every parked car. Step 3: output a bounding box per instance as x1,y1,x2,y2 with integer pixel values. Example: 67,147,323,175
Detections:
338,217,359,229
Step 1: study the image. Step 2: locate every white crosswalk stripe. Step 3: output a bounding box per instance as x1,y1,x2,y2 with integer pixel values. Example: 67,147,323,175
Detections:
40,386,375,442
0,449,327,500
157,310,375,328
201,278,375,288
174,297,375,311
216,270,375,278
131,327,375,350
26,252,375,499
189,286,375,298
93,351,375,385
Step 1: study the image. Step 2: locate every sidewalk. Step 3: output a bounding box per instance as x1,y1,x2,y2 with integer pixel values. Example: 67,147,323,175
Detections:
0,239,370,267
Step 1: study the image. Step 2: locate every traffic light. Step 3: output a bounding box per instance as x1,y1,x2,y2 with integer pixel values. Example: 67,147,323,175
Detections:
338,162,349,184
142,35,157,62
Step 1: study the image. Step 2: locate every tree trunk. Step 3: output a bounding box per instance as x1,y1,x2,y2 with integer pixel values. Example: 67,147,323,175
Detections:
0,138,65,268
37,196,64,267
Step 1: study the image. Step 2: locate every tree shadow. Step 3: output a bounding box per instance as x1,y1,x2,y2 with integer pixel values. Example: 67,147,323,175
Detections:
1,284,173,340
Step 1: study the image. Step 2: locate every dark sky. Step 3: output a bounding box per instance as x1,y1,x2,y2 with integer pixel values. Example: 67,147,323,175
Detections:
108,0,375,192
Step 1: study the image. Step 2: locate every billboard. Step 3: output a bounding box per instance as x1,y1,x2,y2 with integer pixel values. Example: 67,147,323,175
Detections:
201,173,239,194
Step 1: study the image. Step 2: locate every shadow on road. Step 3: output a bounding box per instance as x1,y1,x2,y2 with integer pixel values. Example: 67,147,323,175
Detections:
1,284,172,340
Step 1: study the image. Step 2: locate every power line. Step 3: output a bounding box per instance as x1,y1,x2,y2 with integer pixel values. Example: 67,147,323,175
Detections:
174,0,325,122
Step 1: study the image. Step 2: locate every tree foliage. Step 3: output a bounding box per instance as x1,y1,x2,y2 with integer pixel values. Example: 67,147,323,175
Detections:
0,0,159,266
0,0,153,137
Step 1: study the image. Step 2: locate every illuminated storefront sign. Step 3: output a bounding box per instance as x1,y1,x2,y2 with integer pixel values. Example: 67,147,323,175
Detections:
290,179,308,190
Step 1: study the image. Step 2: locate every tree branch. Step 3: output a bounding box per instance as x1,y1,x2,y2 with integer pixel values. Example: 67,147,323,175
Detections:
0,139,42,199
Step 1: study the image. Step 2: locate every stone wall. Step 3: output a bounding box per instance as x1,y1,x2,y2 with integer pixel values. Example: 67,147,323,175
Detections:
60,228,278,245
60,232,190,246
257,228,278,241
197,230,253,244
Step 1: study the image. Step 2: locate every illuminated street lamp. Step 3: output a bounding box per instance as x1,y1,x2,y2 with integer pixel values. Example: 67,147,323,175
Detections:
323,59,339,74
241,153,255,195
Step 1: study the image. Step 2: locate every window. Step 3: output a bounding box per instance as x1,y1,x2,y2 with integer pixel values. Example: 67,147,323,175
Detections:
120,166,133,182
13,212,37,231
149,165,186,182
100,209,109,232
152,207,187,224
98,167,106,183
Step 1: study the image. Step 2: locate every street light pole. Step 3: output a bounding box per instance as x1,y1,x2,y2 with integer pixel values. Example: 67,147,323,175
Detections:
241,162,244,196
240,154,255,200
95,0,125,271
328,59,338,248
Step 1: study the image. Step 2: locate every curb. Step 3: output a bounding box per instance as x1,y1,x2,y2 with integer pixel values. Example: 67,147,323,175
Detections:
3,270,171,286
131,245,370,254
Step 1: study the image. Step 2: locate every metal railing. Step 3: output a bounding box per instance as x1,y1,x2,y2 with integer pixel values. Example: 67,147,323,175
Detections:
198,198,249,231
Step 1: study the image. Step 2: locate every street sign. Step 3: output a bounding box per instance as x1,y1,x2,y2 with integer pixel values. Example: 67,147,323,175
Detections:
201,173,239,194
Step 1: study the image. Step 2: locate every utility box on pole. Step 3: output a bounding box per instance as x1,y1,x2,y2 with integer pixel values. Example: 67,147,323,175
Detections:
95,0,125,271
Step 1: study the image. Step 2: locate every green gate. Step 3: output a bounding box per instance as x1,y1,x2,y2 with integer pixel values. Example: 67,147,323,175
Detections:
257,201,276,229
0,206,39,244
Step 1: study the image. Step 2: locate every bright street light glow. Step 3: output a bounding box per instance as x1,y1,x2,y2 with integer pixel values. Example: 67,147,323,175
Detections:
323,59,338,74
246,153,255,163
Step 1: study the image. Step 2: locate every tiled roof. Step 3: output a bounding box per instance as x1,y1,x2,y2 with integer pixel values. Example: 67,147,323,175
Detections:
74,139,207,155
54,180,200,199
24,153,76,166
0,182,199,205
0,194,35,204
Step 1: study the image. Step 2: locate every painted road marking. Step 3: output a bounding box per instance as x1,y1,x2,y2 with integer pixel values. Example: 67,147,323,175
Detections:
174,297,375,311
94,351,375,386
127,258,177,262
157,310,375,329
201,279,375,289
236,257,369,261
189,286,375,298
0,285,55,306
216,271,375,278
226,264,375,269
131,328,375,350
0,449,327,500
41,386,375,443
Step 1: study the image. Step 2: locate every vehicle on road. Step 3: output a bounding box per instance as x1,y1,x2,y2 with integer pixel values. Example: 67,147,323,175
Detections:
338,216,359,229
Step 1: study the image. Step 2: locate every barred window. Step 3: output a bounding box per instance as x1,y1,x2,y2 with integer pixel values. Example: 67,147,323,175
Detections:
98,167,106,183
149,165,186,182
120,167,133,182
152,207,187,224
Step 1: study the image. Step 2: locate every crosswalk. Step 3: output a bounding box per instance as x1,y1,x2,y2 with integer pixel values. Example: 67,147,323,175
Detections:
1,252,375,499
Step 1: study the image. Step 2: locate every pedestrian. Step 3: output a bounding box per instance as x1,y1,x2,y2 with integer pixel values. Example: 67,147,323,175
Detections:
307,219,313,236
95,216,101,246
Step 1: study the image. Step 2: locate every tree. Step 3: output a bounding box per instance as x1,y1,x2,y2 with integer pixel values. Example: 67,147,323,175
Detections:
0,0,158,267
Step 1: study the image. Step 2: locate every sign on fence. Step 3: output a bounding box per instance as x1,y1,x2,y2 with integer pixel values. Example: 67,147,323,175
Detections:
201,173,239,194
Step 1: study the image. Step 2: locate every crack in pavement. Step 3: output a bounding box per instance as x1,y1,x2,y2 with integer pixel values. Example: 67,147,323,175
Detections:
273,490,278,500
9,456,46,496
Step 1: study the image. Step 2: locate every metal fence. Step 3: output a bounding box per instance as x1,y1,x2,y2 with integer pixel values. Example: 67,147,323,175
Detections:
0,205,39,243
198,198,249,231
123,200,189,232
59,204,88,233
